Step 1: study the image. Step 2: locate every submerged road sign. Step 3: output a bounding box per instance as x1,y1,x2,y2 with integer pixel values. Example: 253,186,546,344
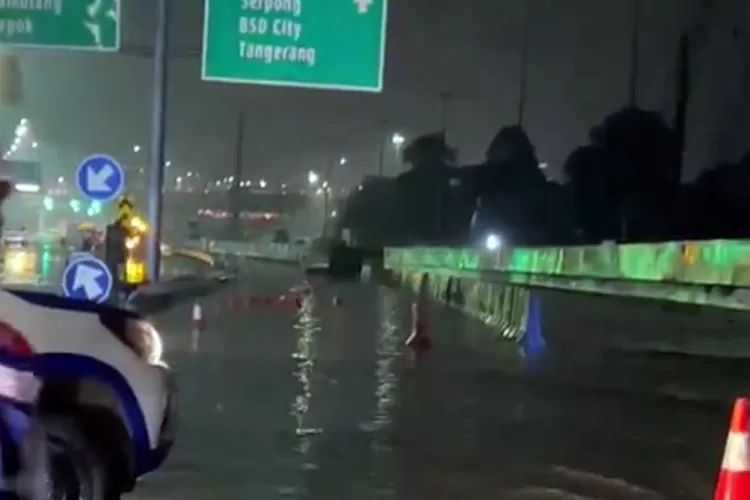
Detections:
201,0,388,92
62,255,113,303
0,0,120,51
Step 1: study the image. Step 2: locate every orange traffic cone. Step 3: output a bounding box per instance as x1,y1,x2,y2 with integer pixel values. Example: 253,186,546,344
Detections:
191,301,204,331
405,301,432,352
715,398,750,500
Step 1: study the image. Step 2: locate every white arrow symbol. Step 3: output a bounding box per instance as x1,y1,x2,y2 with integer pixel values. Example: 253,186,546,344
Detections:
87,164,114,192
354,0,373,14
73,264,104,299
87,0,103,19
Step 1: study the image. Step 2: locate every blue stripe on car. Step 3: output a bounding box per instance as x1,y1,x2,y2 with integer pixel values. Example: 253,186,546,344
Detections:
0,352,165,475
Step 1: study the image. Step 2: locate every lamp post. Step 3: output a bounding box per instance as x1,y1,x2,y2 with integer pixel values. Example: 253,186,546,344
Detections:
146,0,169,283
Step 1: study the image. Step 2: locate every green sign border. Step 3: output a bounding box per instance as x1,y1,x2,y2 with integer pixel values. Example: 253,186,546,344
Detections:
200,0,388,93
0,0,121,52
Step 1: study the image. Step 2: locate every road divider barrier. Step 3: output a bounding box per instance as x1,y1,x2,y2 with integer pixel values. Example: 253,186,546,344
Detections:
206,240,309,262
384,241,750,310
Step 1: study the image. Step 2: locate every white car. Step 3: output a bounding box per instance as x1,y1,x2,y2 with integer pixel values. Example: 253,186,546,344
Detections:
0,288,176,498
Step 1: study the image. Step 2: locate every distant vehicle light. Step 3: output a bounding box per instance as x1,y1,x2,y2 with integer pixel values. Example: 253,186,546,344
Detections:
484,233,502,251
14,183,40,193
6,251,28,274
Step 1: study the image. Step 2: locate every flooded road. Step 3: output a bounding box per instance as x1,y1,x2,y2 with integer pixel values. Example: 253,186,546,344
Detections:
126,262,731,500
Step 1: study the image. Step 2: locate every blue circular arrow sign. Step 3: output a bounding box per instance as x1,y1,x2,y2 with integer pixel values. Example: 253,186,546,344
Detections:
75,154,125,203
61,255,113,303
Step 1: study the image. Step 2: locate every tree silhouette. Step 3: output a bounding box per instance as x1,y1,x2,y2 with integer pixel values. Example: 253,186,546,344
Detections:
566,107,680,242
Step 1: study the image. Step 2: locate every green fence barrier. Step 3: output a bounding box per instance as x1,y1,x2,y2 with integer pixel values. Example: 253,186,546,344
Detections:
385,239,750,288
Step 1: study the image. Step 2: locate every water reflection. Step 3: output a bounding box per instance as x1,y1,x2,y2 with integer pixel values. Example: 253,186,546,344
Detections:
372,288,400,431
291,294,322,473
366,288,401,497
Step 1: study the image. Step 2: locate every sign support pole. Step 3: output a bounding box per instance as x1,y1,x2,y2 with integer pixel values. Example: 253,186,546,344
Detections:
147,0,170,283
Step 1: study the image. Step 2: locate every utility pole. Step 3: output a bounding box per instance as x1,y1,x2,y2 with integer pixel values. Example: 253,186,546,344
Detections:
439,92,452,140
517,2,530,126
673,33,690,183
146,0,169,284
377,120,387,177
627,0,640,107
230,111,246,239
322,161,333,238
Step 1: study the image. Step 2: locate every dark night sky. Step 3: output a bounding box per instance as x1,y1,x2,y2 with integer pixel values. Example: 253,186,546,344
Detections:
2,0,748,187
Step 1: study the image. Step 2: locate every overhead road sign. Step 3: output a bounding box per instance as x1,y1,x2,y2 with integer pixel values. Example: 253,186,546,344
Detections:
0,0,120,51
76,154,125,203
201,0,388,92
61,255,113,303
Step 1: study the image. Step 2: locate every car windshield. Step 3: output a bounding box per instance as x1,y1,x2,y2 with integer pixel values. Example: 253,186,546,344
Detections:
0,2,744,500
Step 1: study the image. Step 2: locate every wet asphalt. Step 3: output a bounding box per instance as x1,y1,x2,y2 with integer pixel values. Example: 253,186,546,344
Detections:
120,261,735,500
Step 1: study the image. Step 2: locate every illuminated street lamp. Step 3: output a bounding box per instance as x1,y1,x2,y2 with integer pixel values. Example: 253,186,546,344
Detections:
259,179,267,188
391,133,405,147
133,144,141,153
31,141,38,148
339,157,347,166
308,170,319,185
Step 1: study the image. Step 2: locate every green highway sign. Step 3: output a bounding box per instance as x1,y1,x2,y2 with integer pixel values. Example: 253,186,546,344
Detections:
201,0,388,92
0,0,120,51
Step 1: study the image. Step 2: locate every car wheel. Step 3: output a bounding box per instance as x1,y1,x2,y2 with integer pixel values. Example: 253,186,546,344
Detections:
29,416,118,500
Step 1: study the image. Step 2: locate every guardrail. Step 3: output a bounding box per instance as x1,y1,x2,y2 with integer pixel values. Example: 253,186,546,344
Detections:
384,240,750,310
205,240,307,262
385,240,750,287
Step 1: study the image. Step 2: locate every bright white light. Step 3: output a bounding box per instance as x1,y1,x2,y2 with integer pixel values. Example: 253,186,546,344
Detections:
165,160,171,167
539,162,548,170
15,183,40,193
19,118,27,125
10,145,17,152
392,133,405,146
176,176,183,183
133,145,141,153
259,179,267,188
339,157,347,165
484,233,502,251
315,187,324,195
322,181,329,188
57,176,64,183
6,252,26,274
31,142,38,148
13,137,20,145
308,171,319,185
331,210,338,217
15,124,27,137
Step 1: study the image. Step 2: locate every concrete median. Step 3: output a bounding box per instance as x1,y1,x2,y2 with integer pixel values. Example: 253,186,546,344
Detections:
127,273,234,315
